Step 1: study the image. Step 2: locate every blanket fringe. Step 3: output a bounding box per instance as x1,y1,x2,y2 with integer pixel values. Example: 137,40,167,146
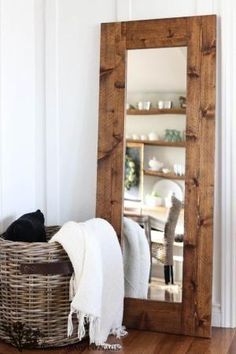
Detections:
67,310,73,337
77,312,87,340
97,343,122,351
110,326,128,338
67,309,100,343
69,274,76,300
68,310,125,351
88,315,100,344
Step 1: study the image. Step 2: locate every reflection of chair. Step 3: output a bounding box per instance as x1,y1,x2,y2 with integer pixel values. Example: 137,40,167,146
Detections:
151,196,182,285
123,214,152,282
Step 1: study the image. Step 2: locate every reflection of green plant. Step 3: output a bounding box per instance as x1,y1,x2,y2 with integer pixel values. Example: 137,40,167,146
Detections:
124,155,138,190
151,191,161,197
3,321,44,352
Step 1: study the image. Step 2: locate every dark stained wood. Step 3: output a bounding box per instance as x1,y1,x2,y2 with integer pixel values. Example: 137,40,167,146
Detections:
0,328,235,354
126,139,186,147
182,15,216,338
96,22,126,241
228,328,236,354
127,108,186,115
181,16,203,337
194,15,216,338
124,298,182,334
96,15,216,338
144,169,185,180
125,17,188,49
187,328,235,354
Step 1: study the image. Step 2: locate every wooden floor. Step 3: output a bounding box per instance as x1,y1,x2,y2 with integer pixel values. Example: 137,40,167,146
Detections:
0,328,236,354
148,277,182,302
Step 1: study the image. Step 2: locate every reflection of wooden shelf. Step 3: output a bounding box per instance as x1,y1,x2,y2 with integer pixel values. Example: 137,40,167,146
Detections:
126,108,186,115
144,169,185,180
126,139,186,148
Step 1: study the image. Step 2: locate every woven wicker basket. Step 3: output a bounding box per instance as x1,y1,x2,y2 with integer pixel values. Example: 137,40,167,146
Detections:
0,226,80,348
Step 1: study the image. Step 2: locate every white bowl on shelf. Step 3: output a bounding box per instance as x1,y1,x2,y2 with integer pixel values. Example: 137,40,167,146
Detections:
132,134,140,140
148,157,163,171
162,168,170,174
148,132,159,140
140,134,147,140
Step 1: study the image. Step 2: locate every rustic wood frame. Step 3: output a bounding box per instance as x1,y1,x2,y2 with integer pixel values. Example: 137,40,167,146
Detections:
96,15,216,338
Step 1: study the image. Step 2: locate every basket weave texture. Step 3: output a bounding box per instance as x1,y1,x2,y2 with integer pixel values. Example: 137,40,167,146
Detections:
0,226,79,348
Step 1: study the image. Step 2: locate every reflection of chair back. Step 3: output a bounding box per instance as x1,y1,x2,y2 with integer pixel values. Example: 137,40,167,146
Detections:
123,214,152,282
164,196,182,285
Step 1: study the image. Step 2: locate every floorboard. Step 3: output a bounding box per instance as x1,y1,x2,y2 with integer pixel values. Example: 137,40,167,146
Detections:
227,329,236,354
0,328,235,354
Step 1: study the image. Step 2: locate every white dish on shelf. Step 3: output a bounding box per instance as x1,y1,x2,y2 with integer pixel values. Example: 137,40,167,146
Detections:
152,179,183,202
162,168,170,174
148,132,159,140
148,157,163,171
148,167,161,171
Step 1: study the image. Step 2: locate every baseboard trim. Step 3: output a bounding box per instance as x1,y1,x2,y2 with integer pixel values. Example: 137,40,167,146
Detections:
212,303,221,327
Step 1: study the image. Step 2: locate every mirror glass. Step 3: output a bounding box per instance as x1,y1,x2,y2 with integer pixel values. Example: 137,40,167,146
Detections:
123,47,187,303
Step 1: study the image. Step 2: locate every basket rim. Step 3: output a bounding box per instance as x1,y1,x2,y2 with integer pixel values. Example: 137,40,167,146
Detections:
0,225,60,246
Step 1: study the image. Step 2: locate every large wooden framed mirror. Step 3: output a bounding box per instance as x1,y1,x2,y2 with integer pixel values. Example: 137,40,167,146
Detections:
96,15,216,338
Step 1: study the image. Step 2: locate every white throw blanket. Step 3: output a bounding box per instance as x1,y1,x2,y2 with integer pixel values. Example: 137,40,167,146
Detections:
49,218,126,349
123,217,150,299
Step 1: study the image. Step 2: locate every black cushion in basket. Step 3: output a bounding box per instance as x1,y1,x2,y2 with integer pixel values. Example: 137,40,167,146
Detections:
5,209,47,242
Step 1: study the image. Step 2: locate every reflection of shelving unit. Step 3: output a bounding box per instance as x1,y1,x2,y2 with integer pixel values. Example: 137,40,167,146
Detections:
125,103,186,197
126,139,186,148
127,108,186,115
144,169,185,181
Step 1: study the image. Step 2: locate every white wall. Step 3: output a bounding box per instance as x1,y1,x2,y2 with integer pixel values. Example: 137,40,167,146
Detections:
0,0,116,231
0,0,36,230
0,0,235,328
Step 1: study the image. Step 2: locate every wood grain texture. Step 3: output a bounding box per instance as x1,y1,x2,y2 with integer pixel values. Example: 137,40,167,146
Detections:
0,328,235,354
183,15,216,338
96,22,126,241
187,328,235,354
96,15,216,338
195,15,216,338
125,17,188,49
182,15,203,337
228,329,236,354
124,298,182,334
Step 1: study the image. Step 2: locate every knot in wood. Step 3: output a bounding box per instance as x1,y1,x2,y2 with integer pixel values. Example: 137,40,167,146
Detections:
114,80,125,89
201,105,215,119
203,40,216,55
187,66,200,78
185,130,198,141
192,177,199,187
167,29,174,38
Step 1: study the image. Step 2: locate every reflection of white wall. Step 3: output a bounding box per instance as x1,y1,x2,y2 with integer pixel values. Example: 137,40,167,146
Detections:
127,48,187,93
